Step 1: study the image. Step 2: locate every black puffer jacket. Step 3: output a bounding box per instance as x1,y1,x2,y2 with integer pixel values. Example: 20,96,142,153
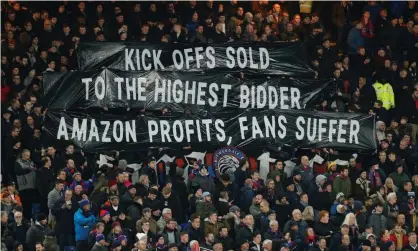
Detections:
26,222,51,251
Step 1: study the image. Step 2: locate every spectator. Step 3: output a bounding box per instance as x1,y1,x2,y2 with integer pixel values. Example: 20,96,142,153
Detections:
347,22,365,55
0,2,418,251
74,199,96,250
333,166,352,198
368,203,387,237
26,213,50,251
15,149,37,220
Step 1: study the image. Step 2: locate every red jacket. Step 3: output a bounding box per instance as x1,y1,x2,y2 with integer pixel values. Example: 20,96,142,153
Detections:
1,84,10,103
389,233,408,248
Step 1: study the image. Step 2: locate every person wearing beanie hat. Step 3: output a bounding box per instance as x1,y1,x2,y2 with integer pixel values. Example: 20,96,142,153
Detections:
74,197,96,249
99,209,110,219
70,171,92,193
121,184,137,208
26,213,49,251
117,235,128,248
36,213,47,223
73,172,81,179
229,206,241,214
111,239,122,250
79,199,90,209
108,179,117,188
383,240,395,250
91,233,108,251
95,233,105,242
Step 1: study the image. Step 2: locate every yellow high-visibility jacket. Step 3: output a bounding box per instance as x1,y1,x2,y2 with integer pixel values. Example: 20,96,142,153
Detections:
299,1,313,14
373,81,395,110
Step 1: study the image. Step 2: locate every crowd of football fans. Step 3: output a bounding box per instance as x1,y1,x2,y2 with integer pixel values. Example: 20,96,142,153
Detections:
1,1,418,251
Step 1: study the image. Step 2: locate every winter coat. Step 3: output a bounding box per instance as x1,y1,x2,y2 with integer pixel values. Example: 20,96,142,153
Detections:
121,191,136,208
8,221,29,246
333,175,352,198
52,197,78,235
127,202,143,224
347,28,364,54
161,193,185,224
368,210,387,236
296,166,315,190
354,178,371,200
204,220,229,237
313,221,333,238
187,225,204,242
74,208,96,241
15,157,36,191
236,225,254,245
70,179,92,193
215,235,234,251
161,229,180,244
91,243,109,251
191,174,215,195
332,2,347,28
43,236,59,251
239,185,255,213
47,189,62,217
389,231,408,250
383,202,400,230
35,167,54,198
26,222,50,251
389,172,410,189
234,168,249,187
141,166,158,186
373,82,395,110
196,201,217,220
136,217,158,235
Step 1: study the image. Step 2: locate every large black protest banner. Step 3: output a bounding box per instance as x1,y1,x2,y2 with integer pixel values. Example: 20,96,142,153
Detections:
44,109,375,152
77,42,316,78
41,69,333,112
42,42,376,152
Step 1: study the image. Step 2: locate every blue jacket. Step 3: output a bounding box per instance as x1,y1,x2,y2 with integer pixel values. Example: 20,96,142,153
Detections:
347,28,364,54
74,208,96,241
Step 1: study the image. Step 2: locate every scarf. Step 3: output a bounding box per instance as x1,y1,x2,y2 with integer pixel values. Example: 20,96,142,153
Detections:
344,81,349,94
300,201,309,208
395,231,404,250
305,235,316,245
252,179,262,190
369,170,382,187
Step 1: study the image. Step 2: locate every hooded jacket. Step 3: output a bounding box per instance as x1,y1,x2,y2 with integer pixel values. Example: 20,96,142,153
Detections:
368,209,387,236
333,175,352,198
74,208,96,241
26,221,51,251
373,81,395,110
